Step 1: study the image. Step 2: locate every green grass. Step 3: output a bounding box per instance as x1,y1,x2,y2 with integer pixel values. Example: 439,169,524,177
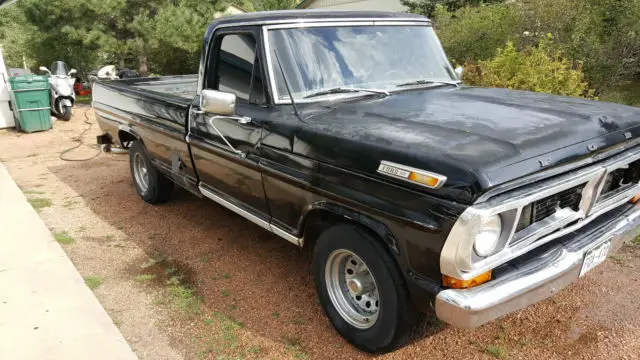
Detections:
485,345,506,359
221,289,230,297
282,336,308,360
23,190,45,195
168,280,201,314
609,254,626,265
426,316,446,331
198,254,211,263
135,274,157,283
27,197,52,211
632,235,640,246
75,95,91,104
223,273,231,279
63,200,77,208
84,275,103,290
272,311,280,318
53,231,74,245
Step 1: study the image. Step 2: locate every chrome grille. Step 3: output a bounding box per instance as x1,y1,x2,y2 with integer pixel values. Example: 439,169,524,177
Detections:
532,184,584,223
600,159,640,197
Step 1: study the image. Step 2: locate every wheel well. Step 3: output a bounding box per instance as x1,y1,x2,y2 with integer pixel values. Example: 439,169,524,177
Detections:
301,209,397,255
118,130,138,149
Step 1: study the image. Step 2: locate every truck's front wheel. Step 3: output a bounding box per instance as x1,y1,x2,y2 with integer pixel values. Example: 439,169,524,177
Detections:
312,224,425,353
129,141,173,204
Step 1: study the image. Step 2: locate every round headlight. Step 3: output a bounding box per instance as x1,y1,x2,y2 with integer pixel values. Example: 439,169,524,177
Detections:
473,215,502,257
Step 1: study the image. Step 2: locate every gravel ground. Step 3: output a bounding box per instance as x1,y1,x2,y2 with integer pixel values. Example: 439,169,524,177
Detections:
1,106,639,360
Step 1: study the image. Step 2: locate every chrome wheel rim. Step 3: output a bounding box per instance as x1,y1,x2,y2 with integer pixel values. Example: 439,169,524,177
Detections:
325,249,380,329
133,153,149,193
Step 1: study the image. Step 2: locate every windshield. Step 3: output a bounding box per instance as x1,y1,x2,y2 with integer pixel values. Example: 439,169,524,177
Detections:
51,61,69,76
268,25,457,102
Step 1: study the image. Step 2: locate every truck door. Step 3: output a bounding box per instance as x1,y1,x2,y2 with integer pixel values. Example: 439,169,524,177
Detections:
187,28,271,222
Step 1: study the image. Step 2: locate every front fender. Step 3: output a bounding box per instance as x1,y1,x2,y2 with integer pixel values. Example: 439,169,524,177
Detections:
300,201,400,254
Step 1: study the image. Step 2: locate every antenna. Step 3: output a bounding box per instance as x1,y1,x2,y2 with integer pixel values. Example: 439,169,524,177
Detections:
273,49,301,121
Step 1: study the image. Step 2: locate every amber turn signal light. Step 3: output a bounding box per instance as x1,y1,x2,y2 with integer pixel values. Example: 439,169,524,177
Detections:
631,193,640,203
442,271,492,289
408,171,441,188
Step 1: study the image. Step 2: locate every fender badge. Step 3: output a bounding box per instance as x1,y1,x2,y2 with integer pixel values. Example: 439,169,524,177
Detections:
625,132,633,140
377,161,447,189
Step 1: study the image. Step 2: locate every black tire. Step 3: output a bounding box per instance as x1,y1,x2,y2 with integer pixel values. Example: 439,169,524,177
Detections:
312,224,425,353
129,141,173,204
61,106,72,121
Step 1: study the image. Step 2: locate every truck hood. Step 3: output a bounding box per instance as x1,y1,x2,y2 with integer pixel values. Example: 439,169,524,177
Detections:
294,87,640,203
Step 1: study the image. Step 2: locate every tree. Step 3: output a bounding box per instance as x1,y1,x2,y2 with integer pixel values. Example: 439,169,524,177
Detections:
0,5,36,69
401,0,502,18
14,0,230,77
253,0,298,11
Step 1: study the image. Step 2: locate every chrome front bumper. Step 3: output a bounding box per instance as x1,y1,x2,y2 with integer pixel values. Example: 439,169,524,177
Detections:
435,204,640,328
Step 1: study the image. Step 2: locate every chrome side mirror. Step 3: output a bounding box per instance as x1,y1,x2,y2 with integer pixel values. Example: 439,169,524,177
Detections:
201,89,236,116
455,66,464,80
68,69,77,76
39,66,51,75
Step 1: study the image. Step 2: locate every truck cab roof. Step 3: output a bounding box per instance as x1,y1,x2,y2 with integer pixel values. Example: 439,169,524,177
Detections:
207,10,429,29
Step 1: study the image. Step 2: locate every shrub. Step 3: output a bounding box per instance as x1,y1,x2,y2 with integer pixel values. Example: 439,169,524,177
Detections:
463,36,594,98
434,3,521,62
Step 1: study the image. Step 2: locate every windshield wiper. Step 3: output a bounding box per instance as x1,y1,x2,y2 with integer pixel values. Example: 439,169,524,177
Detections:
303,87,390,99
396,79,461,88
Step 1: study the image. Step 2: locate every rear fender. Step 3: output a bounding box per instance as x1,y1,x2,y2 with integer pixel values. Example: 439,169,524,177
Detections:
117,126,142,149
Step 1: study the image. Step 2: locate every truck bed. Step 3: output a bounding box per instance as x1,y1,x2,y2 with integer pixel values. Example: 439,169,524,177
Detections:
92,74,197,129
123,75,198,100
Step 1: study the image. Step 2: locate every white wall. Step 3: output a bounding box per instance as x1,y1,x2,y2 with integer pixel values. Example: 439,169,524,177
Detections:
304,0,407,12
0,47,15,129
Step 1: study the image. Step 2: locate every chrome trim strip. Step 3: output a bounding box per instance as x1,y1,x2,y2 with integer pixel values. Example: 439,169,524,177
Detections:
198,185,302,246
262,20,433,105
216,17,429,30
199,185,271,230
271,225,303,246
436,204,640,328
376,160,447,189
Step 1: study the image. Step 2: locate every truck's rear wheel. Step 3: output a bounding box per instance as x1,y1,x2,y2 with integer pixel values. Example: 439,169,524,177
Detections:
312,224,425,353
129,141,173,204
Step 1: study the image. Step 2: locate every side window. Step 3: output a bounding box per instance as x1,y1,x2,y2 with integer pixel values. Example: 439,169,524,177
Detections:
215,33,265,105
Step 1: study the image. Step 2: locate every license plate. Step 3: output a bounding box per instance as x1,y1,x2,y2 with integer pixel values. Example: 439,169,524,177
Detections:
579,240,611,277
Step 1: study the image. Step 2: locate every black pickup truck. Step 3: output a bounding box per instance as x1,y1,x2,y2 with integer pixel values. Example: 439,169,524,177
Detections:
93,10,640,353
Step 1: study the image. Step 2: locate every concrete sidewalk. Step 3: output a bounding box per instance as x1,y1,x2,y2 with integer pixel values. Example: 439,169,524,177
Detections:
0,163,137,360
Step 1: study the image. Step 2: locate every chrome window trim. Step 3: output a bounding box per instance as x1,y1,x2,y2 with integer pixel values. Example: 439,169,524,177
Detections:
198,17,430,95
262,20,435,105
441,145,640,280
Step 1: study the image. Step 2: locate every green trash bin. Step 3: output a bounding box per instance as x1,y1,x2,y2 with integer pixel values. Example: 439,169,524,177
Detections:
9,75,51,133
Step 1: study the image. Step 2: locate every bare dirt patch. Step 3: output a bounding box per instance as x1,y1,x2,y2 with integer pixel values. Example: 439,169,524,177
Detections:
1,107,640,359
